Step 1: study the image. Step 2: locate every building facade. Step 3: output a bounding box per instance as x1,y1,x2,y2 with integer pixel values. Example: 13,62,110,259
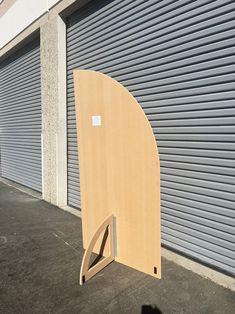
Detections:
0,0,235,278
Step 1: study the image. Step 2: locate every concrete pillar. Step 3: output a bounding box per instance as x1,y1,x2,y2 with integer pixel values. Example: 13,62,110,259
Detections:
40,16,67,206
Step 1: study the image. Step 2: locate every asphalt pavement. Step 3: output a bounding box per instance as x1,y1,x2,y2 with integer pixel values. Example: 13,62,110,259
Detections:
0,181,234,314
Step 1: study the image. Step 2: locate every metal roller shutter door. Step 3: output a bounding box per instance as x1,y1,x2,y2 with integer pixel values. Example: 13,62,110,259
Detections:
0,38,42,192
66,0,235,275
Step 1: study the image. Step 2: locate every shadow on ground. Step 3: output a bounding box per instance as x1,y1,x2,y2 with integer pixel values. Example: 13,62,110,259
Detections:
142,305,162,313
0,182,234,314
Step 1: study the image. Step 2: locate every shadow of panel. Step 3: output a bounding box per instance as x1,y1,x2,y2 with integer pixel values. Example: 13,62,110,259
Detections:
142,305,163,314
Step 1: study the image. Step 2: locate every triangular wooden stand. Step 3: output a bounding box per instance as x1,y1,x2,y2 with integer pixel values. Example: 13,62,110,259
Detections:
79,215,115,285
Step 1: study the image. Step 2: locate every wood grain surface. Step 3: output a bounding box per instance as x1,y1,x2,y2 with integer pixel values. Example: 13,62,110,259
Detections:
73,70,161,278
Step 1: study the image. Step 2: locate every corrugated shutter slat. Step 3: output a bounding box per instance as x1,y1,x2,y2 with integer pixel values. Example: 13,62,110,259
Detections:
66,0,235,275
0,38,42,191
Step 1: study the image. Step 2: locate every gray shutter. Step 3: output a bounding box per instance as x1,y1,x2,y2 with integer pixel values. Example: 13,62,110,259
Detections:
0,38,42,192
66,0,235,275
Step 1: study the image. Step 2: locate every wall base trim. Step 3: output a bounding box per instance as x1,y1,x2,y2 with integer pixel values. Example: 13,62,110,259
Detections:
0,177,42,199
59,205,81,218
162,247,235,292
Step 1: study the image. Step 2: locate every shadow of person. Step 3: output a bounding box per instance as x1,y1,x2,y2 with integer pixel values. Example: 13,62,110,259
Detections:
142,304,163,314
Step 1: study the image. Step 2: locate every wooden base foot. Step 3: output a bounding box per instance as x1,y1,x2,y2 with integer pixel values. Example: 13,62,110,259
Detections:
79,215,115,285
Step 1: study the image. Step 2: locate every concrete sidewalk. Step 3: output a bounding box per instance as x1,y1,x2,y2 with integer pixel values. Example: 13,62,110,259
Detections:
0,182,234,314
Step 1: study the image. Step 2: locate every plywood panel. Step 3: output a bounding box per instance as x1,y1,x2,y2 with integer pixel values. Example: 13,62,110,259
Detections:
73,70,161,278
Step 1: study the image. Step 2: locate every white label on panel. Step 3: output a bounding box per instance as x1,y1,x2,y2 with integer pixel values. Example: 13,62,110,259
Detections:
92,115,101,126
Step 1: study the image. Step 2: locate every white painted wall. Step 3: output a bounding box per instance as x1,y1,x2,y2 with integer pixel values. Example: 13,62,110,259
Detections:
0,0,60,48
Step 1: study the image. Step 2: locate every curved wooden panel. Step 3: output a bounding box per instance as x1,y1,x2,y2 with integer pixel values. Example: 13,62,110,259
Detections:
73,70,161,278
